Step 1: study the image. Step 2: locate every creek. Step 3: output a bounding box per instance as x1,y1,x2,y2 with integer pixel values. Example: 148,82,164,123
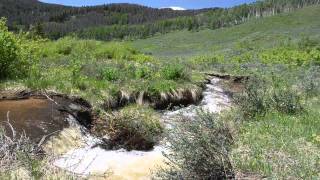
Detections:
0,77,232,179
53,77,231,179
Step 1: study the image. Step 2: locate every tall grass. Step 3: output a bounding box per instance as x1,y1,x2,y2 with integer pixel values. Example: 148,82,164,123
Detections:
231,65,320,178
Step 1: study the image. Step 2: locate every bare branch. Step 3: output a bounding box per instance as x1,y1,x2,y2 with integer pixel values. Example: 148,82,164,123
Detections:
6,111,16,139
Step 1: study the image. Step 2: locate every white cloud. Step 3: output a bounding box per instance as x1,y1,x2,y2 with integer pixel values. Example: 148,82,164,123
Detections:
160,6,186,11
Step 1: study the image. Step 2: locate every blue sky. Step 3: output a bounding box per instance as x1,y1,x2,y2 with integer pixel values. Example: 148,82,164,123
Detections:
40,0,257,9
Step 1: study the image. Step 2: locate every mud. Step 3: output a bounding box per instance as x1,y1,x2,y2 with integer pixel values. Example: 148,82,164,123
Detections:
0,91,93,143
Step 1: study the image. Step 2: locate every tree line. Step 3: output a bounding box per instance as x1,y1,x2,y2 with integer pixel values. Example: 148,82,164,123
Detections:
1,0,319,40
0,0,205,39
75,0,320,41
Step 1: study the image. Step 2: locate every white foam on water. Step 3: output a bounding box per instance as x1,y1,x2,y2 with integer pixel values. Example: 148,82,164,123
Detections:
54,146,165,177
53,77,231,178
163,78,231,118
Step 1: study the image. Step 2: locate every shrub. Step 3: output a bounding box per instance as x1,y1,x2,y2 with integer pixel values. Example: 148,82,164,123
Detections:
299,66,320,97
155,110,234,179
54,37,77,56
0,18,40,80
0,18,19,79
270,74,303,115
161,64,188,80
235,77,270,118
106,105,164,150
271,88,303,114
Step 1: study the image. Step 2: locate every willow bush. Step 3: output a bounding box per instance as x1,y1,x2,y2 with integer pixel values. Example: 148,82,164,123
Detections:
155,110,234,179
0,18,41,80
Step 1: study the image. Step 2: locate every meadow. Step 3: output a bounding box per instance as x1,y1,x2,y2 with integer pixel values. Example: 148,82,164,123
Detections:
0,4,320,179
132,5,320,58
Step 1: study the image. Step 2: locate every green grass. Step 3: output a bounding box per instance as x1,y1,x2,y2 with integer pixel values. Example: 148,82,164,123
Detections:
229,67,320,179
21,37,202,108
1,4,320,179
232,107,320,178
131,5,320,58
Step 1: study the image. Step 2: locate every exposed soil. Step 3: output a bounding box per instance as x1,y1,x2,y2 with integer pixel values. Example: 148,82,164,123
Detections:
102,87,204,111
0,91,93,143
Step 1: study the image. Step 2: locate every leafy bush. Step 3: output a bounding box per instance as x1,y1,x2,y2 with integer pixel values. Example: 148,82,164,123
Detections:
106,105,164,150
0,18,40,80
299,66,320,97
155,110,234,179
271,88,303,114
259,47,320,66
235,77,270,118
161,64,188,80
270,74,303,115
190,54,226,70
236,74,304,118
0,18,19,79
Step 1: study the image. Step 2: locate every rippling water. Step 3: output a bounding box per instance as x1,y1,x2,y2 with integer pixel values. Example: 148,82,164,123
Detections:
54,77,231,179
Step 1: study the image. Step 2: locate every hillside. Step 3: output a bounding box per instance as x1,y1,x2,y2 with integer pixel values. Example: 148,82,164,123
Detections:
132,4,320,58
2,0,319,40
0,0,205,38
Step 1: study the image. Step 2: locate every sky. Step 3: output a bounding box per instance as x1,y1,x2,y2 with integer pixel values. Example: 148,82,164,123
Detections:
40,0,257,9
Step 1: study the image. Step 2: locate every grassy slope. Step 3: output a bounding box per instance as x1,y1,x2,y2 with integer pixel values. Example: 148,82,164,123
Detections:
132,5,320,178
132,5,320,58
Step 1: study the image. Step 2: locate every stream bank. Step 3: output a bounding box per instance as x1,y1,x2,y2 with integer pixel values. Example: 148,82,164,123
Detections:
53,76,236,179
0,74,245,179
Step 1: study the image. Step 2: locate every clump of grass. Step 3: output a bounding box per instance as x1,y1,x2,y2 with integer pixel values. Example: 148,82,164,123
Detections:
104,105,164,151
160,64,189,81
155,110,234,179
135,65,153,79
100,68,120,82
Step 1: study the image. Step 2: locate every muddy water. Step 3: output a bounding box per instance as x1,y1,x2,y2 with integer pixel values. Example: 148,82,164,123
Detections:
0,98,68,141
54,77,231,179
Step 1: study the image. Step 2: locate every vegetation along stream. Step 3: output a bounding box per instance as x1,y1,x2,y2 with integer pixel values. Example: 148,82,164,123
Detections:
52,76,232,179
1,0,320,179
